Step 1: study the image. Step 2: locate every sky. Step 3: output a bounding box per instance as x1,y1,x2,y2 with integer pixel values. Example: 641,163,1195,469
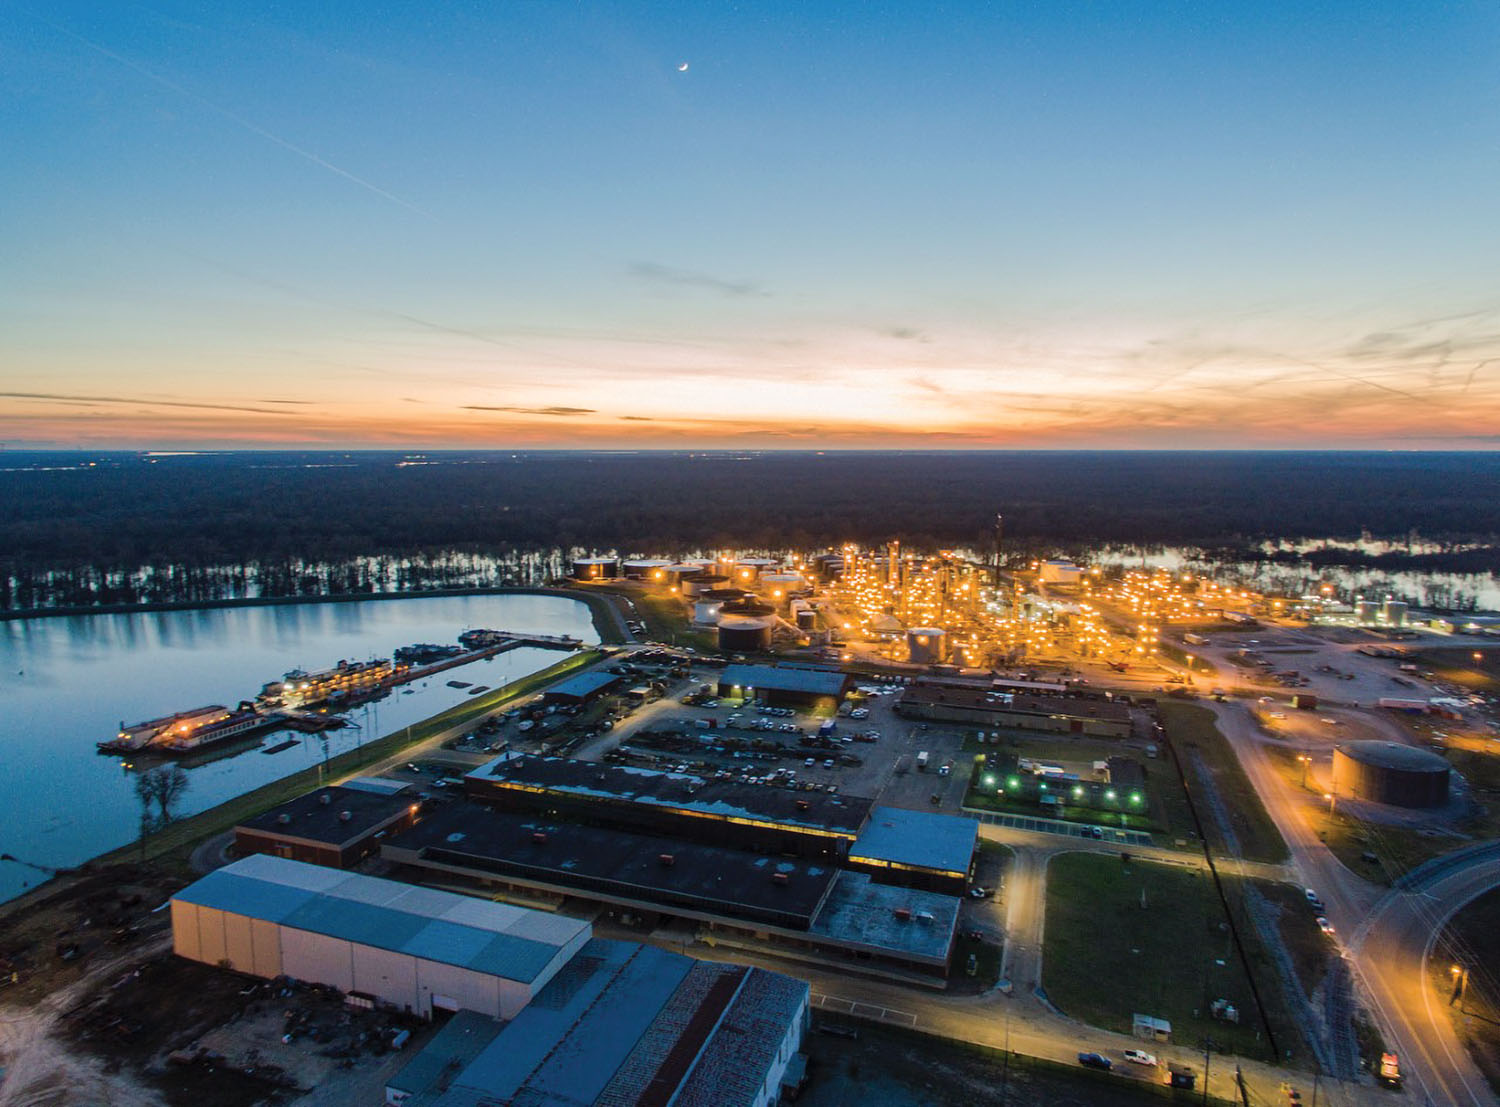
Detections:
2,1,1499,450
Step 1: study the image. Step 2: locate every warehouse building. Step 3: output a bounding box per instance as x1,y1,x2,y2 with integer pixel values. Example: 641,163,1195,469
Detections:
233,785,419,869
385,940,808,1107
384,804,961,983
539,670,621,706
896,680,1132,738
716,663,852,710
846,805,978,894
465,754,871,859
170,855,591,1020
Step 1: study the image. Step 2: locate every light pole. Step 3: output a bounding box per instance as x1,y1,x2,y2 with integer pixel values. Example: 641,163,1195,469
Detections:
1323,789,1337,819
1298,754,1311,789
1452,963,1469,1010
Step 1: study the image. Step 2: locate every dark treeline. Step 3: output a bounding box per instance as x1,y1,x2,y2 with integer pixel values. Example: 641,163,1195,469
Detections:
3,451,1499,610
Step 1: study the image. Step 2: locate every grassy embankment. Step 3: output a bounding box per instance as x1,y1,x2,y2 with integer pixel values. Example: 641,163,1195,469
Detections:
1043,853,1308,1064
1432,888,1500,1098
98,649,604,870
590,582,718,652
1156,702,1288,864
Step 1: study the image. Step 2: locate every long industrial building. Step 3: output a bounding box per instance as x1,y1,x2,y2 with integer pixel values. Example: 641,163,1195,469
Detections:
896,679,1133,738
464,753,873,859
170,857,811,1107
382,803,964,982
387,941,809,1107
171,854,591,1020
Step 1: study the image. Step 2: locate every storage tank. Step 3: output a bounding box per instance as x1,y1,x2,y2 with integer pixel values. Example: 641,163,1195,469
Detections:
681,573,731,597
759,572,804,606
1332,741,1449,808
732,558,777,585
1040,560,1084,585
722,596,775,615
570,557,619,581
718,615,774,653
692,599,725,626
1355,600,1378,624
907,627,948,665
1381,600,1409,627
795,606,818,632
621,558,672,581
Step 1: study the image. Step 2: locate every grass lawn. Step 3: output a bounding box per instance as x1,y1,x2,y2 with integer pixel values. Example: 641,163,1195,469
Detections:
1156,702,1288,864
592,584,717,652
1043,854,1303,1062
1432,888,1500,1098
1257,881,1335,996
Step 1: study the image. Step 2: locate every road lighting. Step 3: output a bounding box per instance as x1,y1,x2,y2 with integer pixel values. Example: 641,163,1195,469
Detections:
1297,754,1311,789
1323,790,1337,818
1452,963,1469,1009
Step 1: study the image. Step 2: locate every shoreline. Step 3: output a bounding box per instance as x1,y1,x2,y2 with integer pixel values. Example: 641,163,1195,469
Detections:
0,585,632,645
0,644,609,921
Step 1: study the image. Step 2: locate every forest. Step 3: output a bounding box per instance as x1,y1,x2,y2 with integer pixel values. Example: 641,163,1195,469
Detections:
3,450,1499,611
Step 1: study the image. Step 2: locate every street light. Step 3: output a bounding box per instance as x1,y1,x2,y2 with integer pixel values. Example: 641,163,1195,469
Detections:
1452,963,1469,1009
1323,790,1337,818
1297,754,1311,789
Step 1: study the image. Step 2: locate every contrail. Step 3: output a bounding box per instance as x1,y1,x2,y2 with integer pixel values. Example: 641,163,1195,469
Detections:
24,10,435,219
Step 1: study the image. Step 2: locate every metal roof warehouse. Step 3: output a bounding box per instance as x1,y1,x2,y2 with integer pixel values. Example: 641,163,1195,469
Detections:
171,854,590,1019
848,804,979,883
387,940,809,1107
718,663,852,704
540,670,621,703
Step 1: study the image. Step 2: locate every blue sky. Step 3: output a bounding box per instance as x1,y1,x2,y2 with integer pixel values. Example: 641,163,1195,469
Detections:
3,1,1499,448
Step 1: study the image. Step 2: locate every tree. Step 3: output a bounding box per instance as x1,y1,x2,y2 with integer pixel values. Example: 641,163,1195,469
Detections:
133,764,191,837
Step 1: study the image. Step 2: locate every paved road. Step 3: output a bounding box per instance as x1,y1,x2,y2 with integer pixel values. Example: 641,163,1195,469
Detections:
1211,700,1500,1106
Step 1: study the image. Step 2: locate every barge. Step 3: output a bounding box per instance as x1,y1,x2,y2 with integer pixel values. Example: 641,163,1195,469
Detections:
98,702,279,756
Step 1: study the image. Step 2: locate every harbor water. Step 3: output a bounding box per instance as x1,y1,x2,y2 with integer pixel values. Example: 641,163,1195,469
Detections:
0,593,600,904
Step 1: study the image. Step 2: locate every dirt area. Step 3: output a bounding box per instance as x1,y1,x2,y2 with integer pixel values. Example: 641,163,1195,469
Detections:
801,1020,1171,1106
0,862,424,1107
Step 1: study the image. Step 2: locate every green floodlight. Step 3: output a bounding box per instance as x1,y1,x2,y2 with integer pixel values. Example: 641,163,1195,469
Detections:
1105,789,1116,801
1072,785,1083,798
983,774,996,787
1008,777,1020,790
1130,792,1142,804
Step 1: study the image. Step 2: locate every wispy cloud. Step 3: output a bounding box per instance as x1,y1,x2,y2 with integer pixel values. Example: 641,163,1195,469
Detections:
1,391,289,415
629,262,767,298
462,405,596,416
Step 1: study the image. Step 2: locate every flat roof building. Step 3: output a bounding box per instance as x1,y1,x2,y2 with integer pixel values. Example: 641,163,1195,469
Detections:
234,785,419,869
897,680,1132,738
847,804,978,892
386,940,808,1107
465,754,873,859
171,855,591,1020
384,804,959,983
717,663,852,708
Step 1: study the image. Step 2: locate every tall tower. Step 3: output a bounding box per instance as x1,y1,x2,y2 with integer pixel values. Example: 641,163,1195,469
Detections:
992,513,1005,584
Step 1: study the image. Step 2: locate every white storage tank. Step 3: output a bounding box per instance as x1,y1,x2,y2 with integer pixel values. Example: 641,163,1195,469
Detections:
759,572,804,606
693,599,725,626
1381,599,1409,627
621,558,672,581
907,627,948,665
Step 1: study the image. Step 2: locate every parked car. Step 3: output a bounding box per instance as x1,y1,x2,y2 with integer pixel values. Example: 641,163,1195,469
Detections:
968,886,992,899
1077,1052,1113,1071
1316,917,1335,936
1123,1049,1157,1066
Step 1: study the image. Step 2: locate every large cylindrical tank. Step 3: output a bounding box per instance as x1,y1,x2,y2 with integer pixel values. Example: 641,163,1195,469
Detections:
1332,741,1449,808
795,607,818,632
1355,600,1378,624
692,599,725,625
1381,600,1409,627
681,573,732,597
758,573,804,606
571,557,619,581
732,558,777,586
907,627,948,665
718,615,774,652
722,598,776,618
621,558,672,581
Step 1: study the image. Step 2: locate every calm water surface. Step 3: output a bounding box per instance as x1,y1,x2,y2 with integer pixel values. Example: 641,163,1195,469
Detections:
0,593,598,903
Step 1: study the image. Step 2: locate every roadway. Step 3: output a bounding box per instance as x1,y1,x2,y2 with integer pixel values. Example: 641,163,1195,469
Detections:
1211,699,1500,1106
